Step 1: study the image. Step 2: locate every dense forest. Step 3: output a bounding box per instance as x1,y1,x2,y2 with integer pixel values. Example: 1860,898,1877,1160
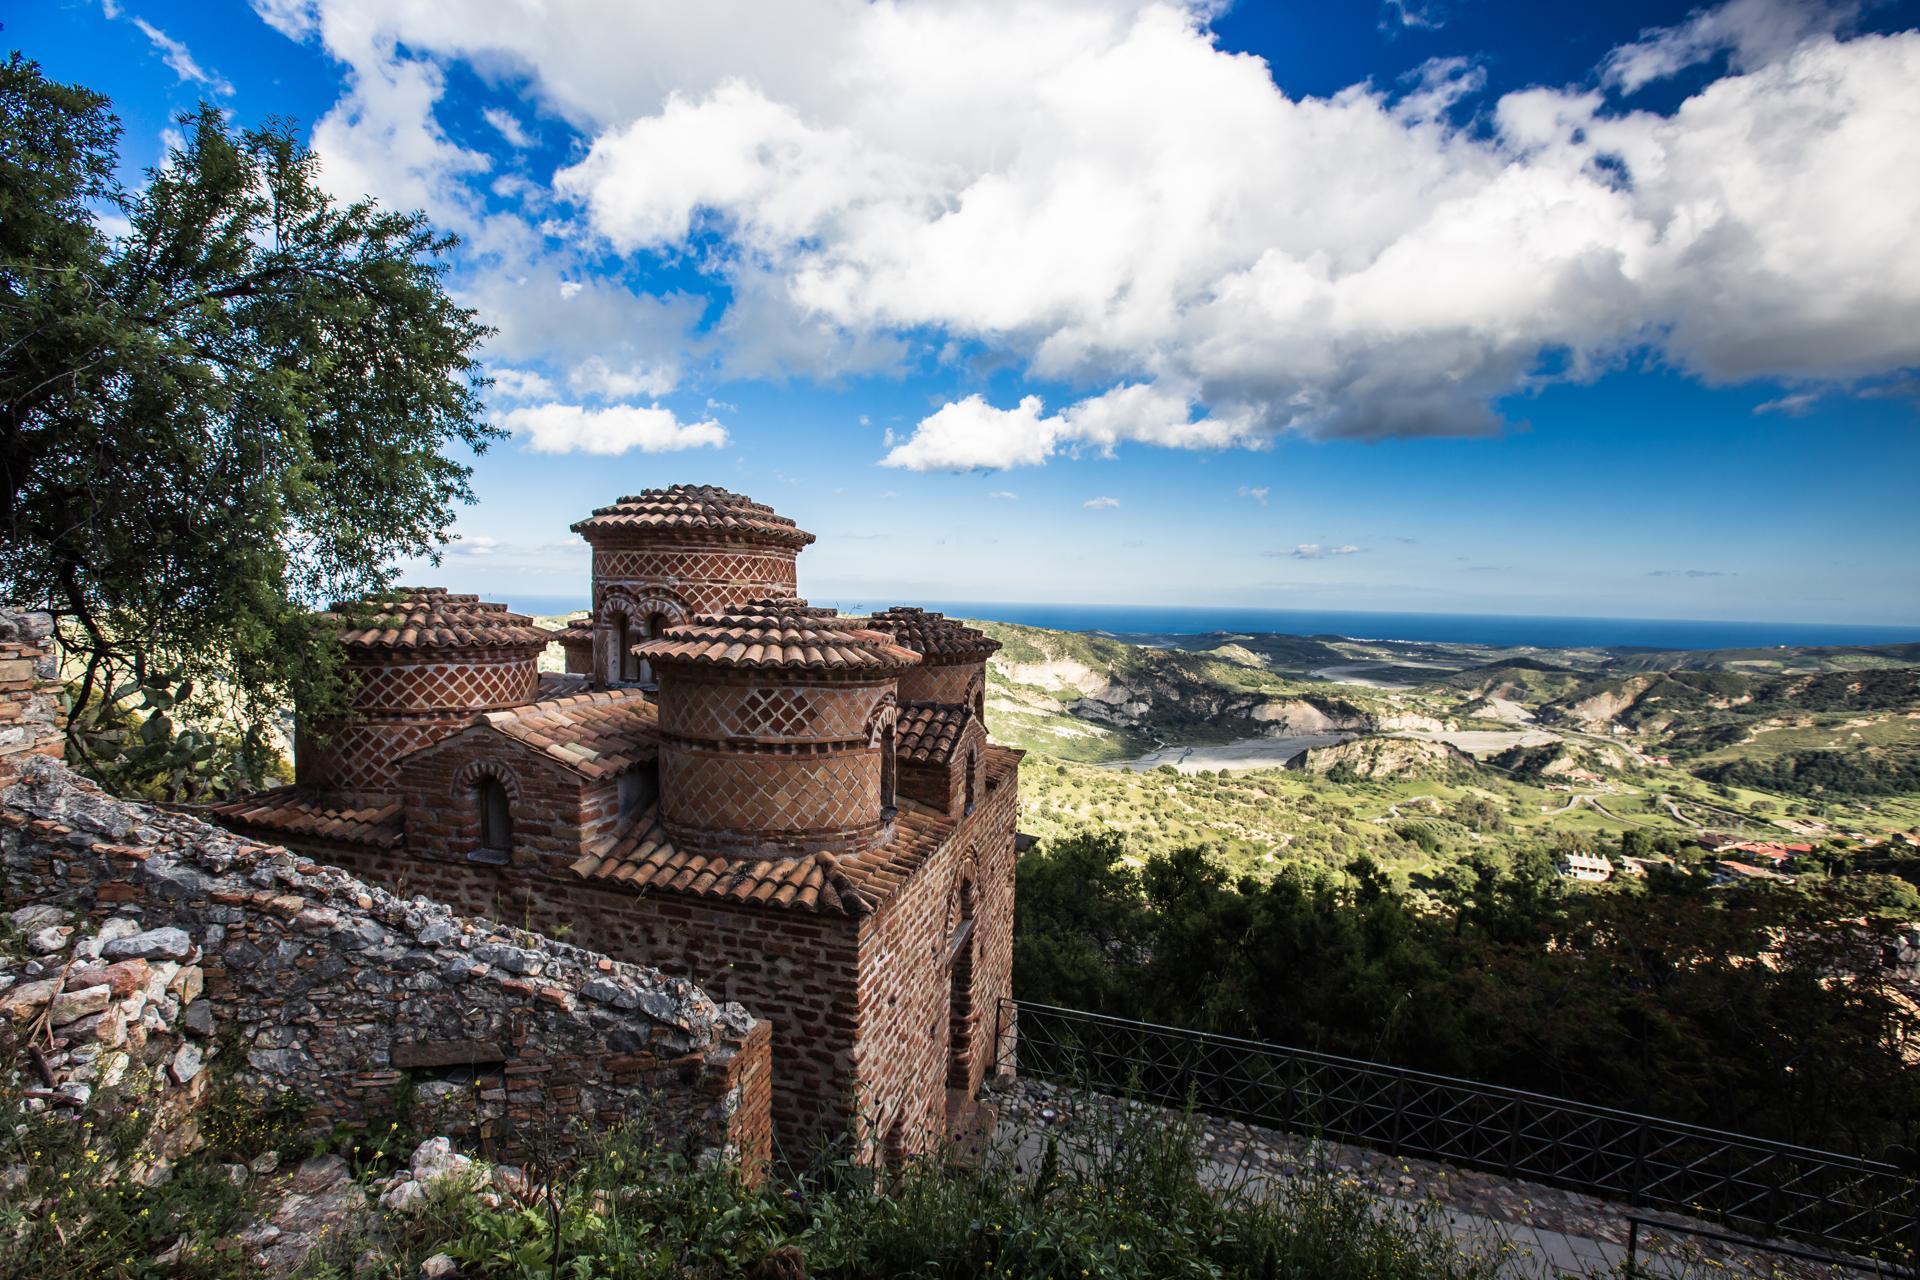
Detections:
1014,833,1920,1164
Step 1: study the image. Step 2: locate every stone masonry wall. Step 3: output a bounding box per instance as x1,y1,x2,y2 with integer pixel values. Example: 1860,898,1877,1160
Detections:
307,844,865,1159
0,756,773,1176
0,610,63,773
852,748,1020,1156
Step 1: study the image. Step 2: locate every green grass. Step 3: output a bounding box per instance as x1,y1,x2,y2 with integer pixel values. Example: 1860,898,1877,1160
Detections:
308,1108,1499,1280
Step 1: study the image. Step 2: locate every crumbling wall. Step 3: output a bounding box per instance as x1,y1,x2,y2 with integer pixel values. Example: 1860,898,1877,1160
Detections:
0,755,773,1176
0,609,63,772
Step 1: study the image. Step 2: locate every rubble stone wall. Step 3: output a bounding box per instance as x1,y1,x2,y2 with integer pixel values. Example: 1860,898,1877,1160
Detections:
0,609,63,773
0,756,772,1176
307,844,866,1158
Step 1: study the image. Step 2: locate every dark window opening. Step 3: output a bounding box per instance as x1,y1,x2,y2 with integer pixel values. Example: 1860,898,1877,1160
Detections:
477,777,513,853
615,613,643,683
974,687,985,720
880,723,897,812
619,761,660,818
963,747,977,816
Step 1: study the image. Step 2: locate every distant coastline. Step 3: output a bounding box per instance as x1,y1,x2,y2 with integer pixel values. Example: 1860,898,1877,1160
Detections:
499,594,1920,652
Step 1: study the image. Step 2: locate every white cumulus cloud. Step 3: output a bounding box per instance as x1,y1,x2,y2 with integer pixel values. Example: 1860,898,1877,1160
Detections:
256,0,1920,464
1083,496,1121,509
501,403,729,455
882,384,1254,471
1602,0,1860,92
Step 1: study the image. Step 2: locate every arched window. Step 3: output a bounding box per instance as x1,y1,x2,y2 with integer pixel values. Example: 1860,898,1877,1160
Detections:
974,687,985,721
880,722,897,812
477,777,513,853
614,613,643,683
947,877,977,1091
963,746,977,816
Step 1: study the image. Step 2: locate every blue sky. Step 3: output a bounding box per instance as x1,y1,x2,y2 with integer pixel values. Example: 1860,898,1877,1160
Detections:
15,0,1920,626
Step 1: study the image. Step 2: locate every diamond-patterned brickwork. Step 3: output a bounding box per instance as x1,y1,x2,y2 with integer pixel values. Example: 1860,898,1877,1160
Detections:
733,688,816,737
660,673,893,745
349,657,538,714
596,548,799,587
594,548,799,620
587,552,791,625
660,745,881,855
297,716,467,793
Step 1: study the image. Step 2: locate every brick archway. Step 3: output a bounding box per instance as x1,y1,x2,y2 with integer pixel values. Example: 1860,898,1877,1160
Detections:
597,589,690,685
866,693,899,811
453,758,522,801
454,759,522,857
864,692,898,746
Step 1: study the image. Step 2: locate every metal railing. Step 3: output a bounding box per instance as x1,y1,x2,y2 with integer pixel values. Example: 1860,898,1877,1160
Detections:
998,999,1920,1264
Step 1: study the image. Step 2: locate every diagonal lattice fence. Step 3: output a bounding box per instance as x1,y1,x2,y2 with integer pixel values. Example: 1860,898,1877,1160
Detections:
999,999,1920,1266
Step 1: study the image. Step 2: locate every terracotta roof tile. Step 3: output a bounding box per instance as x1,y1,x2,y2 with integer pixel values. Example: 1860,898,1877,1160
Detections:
570,485,815,548
481,689,657,780
535,672,593,699
637,598,920,672
570,805,955,916
326,587,550,653
864,607,1001,661
205,787,403,849
896,702,972,764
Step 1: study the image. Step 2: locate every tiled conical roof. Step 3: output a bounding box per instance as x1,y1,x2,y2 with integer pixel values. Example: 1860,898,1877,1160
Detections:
570,484,815,547
864,607,1002,661
636,598,920,671
326,587,550,652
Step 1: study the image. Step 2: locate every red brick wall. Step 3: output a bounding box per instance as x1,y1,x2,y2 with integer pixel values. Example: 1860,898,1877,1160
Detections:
852,746,1021,1156
232,736,1021,1167
394,726,610,874
656,668,896,857
589,537,801,620
312,849,866,1158
895,659,986,713
300,649,539,794
897,717,988,818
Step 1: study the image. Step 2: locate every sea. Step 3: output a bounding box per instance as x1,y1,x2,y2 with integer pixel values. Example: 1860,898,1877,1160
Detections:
500,595,1920,653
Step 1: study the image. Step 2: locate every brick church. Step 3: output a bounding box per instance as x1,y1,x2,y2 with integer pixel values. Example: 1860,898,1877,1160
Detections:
209,485,1019,1159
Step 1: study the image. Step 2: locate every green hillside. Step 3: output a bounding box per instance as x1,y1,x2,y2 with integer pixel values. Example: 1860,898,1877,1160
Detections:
977,619,1920,876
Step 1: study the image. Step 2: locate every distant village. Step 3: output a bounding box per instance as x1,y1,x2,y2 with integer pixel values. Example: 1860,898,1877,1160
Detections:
1555,829,1920,886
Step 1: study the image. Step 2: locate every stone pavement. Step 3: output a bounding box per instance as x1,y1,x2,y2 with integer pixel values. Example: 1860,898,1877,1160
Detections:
990,1079,1896,1279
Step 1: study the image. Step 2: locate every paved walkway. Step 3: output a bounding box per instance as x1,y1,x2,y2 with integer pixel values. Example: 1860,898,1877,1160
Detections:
990,1079,1882,1279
